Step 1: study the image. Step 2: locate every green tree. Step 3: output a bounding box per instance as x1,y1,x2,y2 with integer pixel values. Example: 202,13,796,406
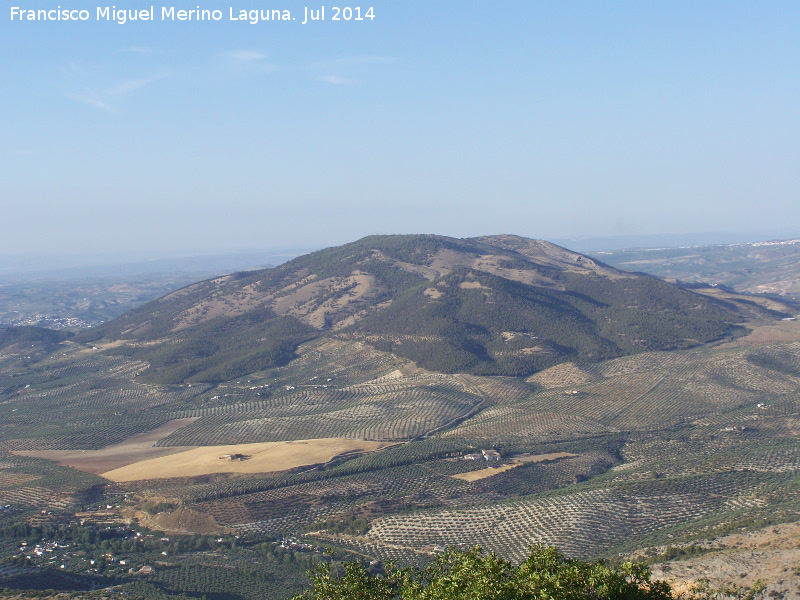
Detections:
291,545,676,600
291,546,766,600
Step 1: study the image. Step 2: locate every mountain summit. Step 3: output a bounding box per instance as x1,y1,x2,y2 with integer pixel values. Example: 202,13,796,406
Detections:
82,235,748,383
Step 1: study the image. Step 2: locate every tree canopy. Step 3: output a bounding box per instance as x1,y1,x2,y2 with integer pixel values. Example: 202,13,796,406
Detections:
292,545,767,600
292,545,676,600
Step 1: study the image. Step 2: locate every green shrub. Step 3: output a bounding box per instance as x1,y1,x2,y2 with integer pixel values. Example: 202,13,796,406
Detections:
291,545,678,600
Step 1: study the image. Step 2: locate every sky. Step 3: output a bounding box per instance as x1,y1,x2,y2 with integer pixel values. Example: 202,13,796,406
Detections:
2,1,799,260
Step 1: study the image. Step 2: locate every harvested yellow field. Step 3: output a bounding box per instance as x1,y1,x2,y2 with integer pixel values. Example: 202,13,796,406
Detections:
730,319,800,346
452,452,577,482
15,418,200,474
101,438,394,482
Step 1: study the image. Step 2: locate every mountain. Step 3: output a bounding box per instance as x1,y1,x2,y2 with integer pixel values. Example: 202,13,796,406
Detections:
3,235,800,600
77,234,769,384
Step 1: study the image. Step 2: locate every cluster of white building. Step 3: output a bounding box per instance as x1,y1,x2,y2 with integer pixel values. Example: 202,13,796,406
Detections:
463,449,501,461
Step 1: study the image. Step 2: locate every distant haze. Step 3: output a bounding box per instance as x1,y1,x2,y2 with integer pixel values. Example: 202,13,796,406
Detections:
3,232,800,282
0,249,313,281
551,231,800,253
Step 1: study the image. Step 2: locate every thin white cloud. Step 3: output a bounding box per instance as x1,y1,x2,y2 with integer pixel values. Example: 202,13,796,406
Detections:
225,50,266,62
68,93,115,112
310,55,393,85
68,74,165,113
119,46,155,54
109,77,157,95
313,55,395,68
319,75,355,85
352,56,395,64
216,51,278,76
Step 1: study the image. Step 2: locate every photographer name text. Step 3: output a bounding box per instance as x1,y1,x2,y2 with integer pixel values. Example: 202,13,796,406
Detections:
9,5,375,24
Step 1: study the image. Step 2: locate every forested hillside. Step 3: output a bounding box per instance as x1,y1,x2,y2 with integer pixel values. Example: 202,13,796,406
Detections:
74,235,762,383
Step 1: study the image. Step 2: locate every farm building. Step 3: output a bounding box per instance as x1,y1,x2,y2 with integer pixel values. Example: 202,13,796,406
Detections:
482,450,501,461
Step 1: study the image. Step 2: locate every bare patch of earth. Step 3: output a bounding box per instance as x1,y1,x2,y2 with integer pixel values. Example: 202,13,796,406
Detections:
720,319,800,348
650,522,800,600
100,438,395,482
14,418,199,474
451,452,577,482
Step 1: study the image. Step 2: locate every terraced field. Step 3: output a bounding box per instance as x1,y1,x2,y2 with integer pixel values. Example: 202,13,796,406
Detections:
361,470,793,562
444,342,800,444
1,318,800,582
157,379,484,445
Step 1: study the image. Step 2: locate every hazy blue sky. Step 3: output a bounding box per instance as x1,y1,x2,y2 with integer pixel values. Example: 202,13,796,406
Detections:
3,1,799,258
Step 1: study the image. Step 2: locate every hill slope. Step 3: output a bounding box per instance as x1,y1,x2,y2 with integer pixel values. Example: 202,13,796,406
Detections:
77,235,764,383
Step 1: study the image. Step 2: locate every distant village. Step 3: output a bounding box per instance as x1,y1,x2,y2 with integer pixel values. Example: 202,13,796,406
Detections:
0,312,93,329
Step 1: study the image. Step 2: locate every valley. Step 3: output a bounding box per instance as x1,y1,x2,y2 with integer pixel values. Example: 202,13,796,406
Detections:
595,239,800,301
1,234,799,599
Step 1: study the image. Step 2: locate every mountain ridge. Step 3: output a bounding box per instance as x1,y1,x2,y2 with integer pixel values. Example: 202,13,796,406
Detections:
76,234,772,384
